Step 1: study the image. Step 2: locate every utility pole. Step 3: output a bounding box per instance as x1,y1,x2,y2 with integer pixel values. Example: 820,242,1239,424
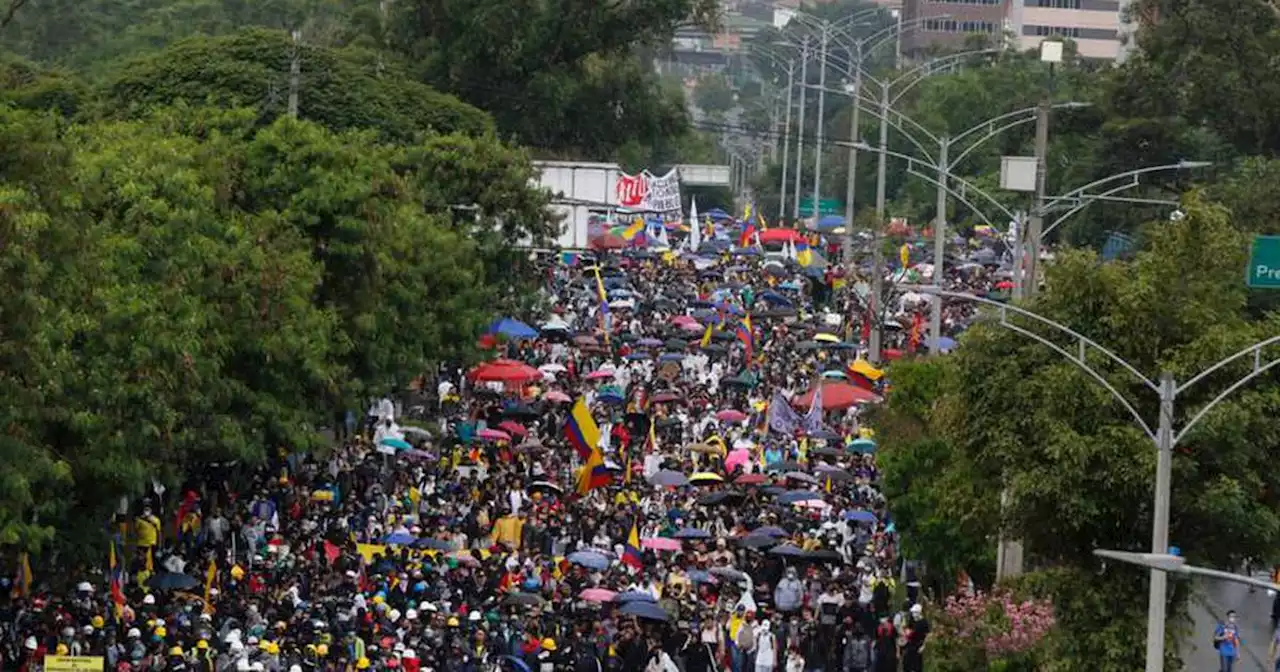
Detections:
1025,97,1049,296
929,136,948,350
812,24,829,227
288,30,301,119
868,84,890,364
779,59,794,222
842,53,862,273
792,37,810,223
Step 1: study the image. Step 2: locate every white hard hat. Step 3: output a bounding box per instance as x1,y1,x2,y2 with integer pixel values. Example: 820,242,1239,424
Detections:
403,650,417,659
388,609,401,623
143,594,156,605
469,611,480,622
77,582,94,592
405,609,418,621
24,636,37,650
127,628,141,639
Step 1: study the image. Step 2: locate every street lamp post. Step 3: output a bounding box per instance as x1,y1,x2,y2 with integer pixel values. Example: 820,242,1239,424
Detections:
792,37,810,223
778,58,795,221
907,288,1280,672
813,25,829,228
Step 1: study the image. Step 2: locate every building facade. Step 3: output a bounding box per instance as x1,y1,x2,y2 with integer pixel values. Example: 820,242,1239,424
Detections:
904,0,1123,59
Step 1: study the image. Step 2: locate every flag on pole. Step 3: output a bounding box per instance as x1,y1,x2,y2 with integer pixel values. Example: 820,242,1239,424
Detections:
622,522,644,569
591,265,612,348
700,323,713,348
565,397,602,461
203,558,217,613
689,198,701,251
735,314,755,363
576,445,612,495
16,552,31,597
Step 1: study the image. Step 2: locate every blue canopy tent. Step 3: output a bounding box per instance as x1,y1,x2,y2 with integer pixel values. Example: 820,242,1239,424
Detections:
488,318,538,340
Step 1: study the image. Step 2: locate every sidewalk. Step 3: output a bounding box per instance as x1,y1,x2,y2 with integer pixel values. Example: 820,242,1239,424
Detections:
1183,576,1272,671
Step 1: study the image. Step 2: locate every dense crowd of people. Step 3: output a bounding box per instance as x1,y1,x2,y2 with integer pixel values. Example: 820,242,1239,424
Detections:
2,222,1008,672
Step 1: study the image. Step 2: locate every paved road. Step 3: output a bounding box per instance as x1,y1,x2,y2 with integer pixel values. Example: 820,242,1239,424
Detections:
1182,577,1274,671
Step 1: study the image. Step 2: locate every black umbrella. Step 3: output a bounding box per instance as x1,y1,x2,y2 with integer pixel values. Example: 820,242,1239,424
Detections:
502,592,546,607
147,572,201,592
697,491,745,506
739,535,779,549
414,537,453,551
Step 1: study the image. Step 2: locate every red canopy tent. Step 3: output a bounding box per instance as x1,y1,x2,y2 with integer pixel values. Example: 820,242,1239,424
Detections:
791,380,882,411
466,359,543,385
758,228,807,245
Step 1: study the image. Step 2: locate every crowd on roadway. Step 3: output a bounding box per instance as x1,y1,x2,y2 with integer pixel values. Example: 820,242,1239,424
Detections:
1,217,1012,672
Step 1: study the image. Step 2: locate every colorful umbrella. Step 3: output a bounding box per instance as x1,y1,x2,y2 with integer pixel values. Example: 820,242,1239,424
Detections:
467,359,542,384
477,428,512,442
791,381,882,410
642,537,681,552
715,409,748,423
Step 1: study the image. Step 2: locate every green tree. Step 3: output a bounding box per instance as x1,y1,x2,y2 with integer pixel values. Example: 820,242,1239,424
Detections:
874,193,1280,670
693,73,736,116
97,28,492,141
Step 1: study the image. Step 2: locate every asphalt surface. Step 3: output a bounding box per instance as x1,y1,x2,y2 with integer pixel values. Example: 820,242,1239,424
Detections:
1182,576,1274,671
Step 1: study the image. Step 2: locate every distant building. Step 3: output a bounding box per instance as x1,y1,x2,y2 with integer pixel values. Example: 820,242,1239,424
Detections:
903,0,1123,60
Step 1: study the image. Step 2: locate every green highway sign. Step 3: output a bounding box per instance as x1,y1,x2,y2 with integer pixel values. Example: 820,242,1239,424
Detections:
798,197,843,217
1247,236,1280,288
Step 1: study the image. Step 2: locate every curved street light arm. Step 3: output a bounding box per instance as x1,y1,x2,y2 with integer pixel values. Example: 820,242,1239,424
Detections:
949,102,1090,169
949,106,1039,148
916,289,1162,432
1040,181,1141,239
902,167,999,228
1040,163,1211,216
841,101,940,162
1175,354,1280,444
939,171,1019,223
1175,336,1280,396
876,103,944,149
888,49,1000,105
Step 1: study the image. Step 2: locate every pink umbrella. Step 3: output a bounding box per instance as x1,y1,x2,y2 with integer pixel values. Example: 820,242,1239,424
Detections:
585,369,615,380
715,409,748,423
724,448,752,474
477,428,511,442
794,499,831,510
579,588,619,602
671,315,699,327
642,537,682,552
497,421,527,437
678,322,705,333
543,390,572,403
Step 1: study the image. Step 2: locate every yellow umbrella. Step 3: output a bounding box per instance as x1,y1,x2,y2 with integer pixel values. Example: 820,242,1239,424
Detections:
688,472,725,485
850,358,884,381
814,333,840,343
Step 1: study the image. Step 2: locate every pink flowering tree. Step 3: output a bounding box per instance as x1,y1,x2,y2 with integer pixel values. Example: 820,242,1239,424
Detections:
929,589,1057,671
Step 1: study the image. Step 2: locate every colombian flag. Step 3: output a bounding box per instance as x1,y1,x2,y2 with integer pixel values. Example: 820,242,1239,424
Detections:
736,314,755,363
576,446,612,495
739,219,756,248
700,323,713,348
565,397,601,461
795,240,813,267
622,522,644,569
621,216,646,241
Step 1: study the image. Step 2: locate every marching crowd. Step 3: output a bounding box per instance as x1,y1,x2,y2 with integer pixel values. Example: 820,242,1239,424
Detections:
0,229,1006,672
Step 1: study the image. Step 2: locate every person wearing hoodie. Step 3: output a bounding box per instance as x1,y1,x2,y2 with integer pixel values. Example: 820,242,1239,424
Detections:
772,569,803,616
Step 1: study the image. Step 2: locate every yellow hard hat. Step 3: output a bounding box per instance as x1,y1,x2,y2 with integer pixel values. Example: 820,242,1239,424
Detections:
315,644,329,657
266,643,280,655
91,616,105,629
55,644,69,655
541,638,557,651
197,640,209,650
155,626,167,637
169,646,184,656
446,616,459,627
230,565,245,580
357,658,371,670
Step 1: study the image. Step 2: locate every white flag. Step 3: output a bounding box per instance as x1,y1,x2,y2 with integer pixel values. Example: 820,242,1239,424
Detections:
689,197,701,251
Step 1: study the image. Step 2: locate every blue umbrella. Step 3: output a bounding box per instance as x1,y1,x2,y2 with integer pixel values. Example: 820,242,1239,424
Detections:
567,551,610,571
849,438,877,453
615,590,658,603
624,353,650,361
648,470,689,487
778,491,823,504
706,208,733,221
498,656,532,672
382,532,417,546
379,437,412,451
687,569,718,584
619,600,670,621
751,526,789,538
778,281,803,291
927,336,958,352
147,572,201,591
488,317,539,340
759,291,792,307
673,527,711,539
415,537,453,550
658,353,685,363
768,544,807,557
597,390,625,404
815,215,845,231
637,338,664,347
844,510,878,524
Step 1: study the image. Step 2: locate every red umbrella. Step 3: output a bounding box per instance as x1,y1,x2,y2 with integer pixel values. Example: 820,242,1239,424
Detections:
715,409,748,423
467,359,542,384
651,391,684,404
590,234,628,250
791,381,882,411
498,421,528,437
735,473,769,486
758,228,807,245
995,280,1015,290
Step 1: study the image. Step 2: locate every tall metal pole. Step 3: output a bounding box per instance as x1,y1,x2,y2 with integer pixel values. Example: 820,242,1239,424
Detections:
930,136,948,350
779,61,794,222
1026,95,1050,296
812,25,829,226
868,84,890,364
842,48,863,272
1145,372,1176,672
792,38,810,223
